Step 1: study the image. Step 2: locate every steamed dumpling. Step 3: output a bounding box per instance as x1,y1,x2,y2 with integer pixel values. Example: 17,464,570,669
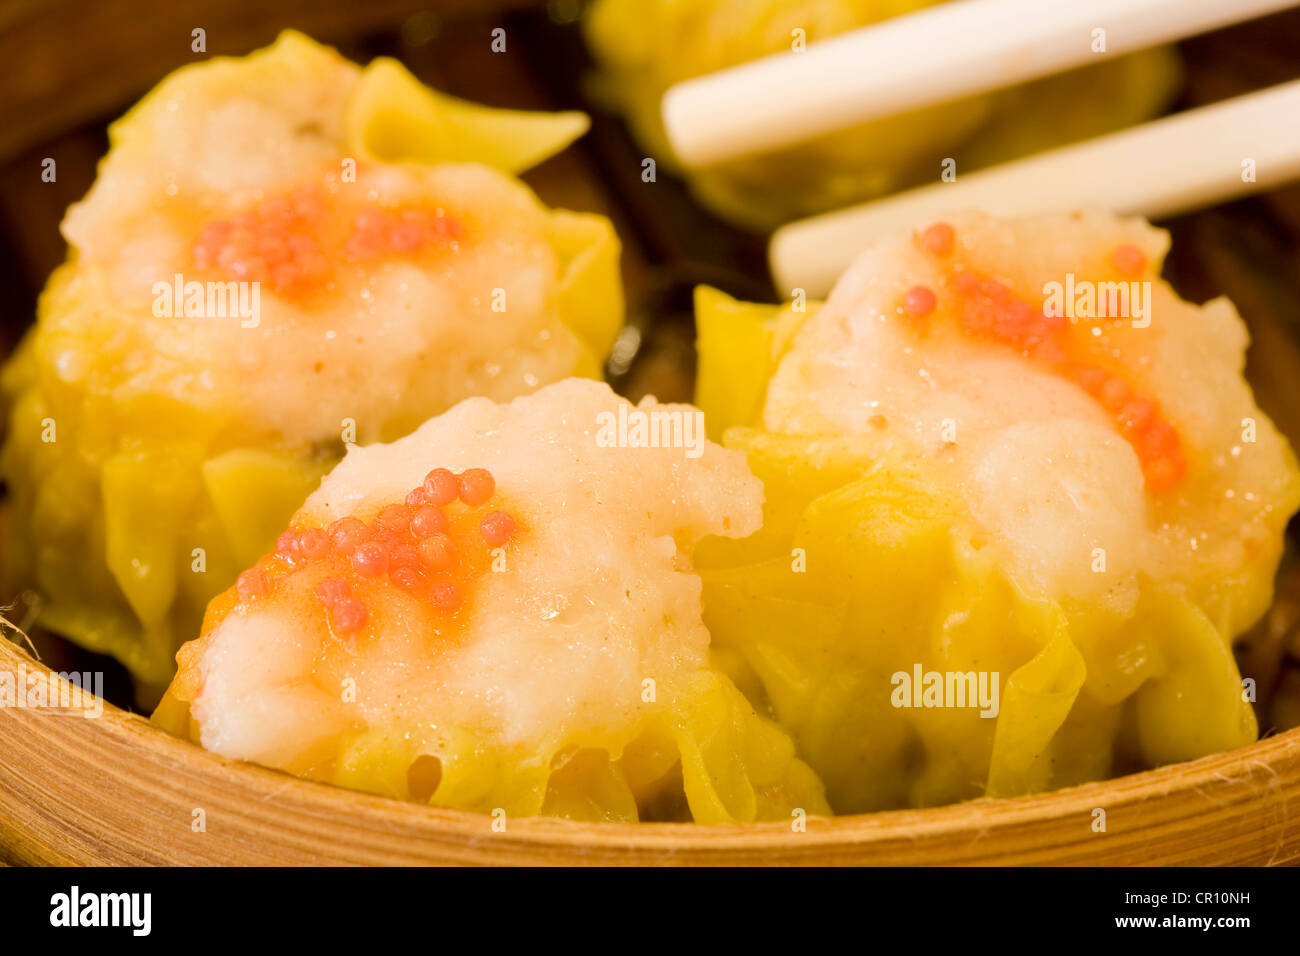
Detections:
763,212,1294,614
2,32,621,691
695,210,1299,811
59,33,612,438
156,379,827,823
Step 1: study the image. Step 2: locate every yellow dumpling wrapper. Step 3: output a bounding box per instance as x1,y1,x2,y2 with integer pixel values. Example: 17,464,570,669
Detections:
156,661,827,824
693,287,1267,812
1,32,621,695
328,669,825,824
345,56,589,174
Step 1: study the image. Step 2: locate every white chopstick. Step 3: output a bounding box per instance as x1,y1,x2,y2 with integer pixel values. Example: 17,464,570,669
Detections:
663,0,1300,167
769,79,1300,297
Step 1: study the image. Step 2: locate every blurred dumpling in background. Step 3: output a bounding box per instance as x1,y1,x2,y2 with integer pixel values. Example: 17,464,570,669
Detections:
694,210,1300,812
1,32,623,693
155,379,828,823
584,0,1182,230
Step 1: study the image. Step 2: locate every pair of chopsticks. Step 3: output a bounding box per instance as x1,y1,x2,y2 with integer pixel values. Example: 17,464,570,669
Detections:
659,0,1300,296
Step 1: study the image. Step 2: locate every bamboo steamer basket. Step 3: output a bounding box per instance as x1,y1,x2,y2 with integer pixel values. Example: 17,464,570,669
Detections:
1,637,1297,865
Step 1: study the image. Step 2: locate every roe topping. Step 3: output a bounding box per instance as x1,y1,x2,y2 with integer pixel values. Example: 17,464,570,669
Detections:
910,222,1186,492
229,466,518,636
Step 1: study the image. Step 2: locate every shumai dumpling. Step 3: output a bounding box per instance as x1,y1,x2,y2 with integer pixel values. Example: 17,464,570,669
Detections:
2,32,622,692
155,379,828,824
584,0,1180,229
694,210,1300,812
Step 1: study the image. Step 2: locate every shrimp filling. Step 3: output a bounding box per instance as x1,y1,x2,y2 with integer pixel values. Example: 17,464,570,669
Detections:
908,223,1185,492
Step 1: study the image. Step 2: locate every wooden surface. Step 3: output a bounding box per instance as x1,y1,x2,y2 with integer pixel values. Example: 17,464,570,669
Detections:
1,638,1297,865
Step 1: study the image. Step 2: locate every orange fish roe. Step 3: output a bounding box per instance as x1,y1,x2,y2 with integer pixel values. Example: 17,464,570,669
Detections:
421,467,460,506
1065,363,1186,491
949,273,1068,365
193,185,330,295
912,228,1186,492
228,467,519,636
344,206,461,261
456,468,495,506
480,510,517,547
192,181,461,296
1110,242,1147,277
918,221,955,257
903,285,937,317
235,567,270,601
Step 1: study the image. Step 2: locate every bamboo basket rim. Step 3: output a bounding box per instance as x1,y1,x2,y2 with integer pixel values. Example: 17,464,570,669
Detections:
2,637,1297,865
